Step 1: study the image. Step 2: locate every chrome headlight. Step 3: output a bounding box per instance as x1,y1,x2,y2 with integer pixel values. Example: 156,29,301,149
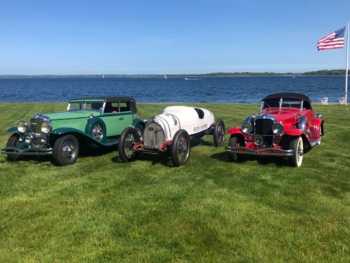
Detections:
241,116,254,134
272,122,284,135
17,121,28,133
40,122,51,134
298,116,307,131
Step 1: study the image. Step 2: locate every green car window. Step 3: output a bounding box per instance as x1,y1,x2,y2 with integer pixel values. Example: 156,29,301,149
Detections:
68,101,104,112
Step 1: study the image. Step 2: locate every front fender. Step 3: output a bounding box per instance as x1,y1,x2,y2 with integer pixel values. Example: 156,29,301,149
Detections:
51,127,117,147
284,128,304,136
227,127,242,135
133,118,145,130
51,127,86,136
7,127,18,133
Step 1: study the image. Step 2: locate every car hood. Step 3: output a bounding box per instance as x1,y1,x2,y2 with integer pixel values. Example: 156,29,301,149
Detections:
261,108,302,123
41,110,101,121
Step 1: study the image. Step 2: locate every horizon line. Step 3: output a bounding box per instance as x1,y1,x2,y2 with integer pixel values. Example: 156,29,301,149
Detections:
0,69,346,76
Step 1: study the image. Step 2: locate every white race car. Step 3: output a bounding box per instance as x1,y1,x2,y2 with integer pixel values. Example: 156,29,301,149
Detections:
118,106,225,166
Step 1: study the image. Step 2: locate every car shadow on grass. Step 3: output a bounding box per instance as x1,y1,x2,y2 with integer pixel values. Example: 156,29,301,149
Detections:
1,146,117,166
210,151,290,167
79,146,116,157
112,152,174,167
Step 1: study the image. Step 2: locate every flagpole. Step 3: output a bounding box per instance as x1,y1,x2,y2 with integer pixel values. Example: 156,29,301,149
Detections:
345,22,349,105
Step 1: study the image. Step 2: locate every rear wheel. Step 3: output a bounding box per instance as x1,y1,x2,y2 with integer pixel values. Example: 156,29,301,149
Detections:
228,136,244,162
213,120,225,147
6,134,20,162
289,137,304,167
171,130,190,166
52,135,79,166
118,127,140,162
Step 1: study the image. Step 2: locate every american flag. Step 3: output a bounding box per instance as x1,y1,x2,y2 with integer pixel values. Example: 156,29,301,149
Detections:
317,27,346,51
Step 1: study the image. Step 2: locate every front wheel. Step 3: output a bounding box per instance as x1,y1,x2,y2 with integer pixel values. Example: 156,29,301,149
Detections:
213,120,225,147
118,127,140,162
6,134,20,162
171,129,190,166
52,135,79,166
228,136,244,162
289,137,304,167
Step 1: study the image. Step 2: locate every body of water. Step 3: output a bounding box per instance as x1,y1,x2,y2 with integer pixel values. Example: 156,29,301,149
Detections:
0,76,345,103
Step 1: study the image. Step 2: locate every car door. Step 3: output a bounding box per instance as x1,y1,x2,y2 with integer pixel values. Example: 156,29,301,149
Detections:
101,102,134,136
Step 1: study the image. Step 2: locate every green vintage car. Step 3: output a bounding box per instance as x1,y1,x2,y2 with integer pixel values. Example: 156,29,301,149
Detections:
1,96,144,166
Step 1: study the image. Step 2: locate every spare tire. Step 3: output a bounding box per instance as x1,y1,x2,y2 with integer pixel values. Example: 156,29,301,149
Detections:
86,118,106,142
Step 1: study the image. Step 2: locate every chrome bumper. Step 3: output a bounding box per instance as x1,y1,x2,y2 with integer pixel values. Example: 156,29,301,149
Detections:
227,146,294,157
1,146,53,156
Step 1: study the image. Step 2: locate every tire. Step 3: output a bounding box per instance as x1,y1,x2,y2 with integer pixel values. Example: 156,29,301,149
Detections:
171,129,190,167
6,134,20,162
228,136,244,162
52,135,79,166
288,137,304,167
118,127,140,162
213,119,225,147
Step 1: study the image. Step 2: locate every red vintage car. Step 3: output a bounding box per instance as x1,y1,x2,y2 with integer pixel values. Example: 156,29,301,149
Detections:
227,93,324,167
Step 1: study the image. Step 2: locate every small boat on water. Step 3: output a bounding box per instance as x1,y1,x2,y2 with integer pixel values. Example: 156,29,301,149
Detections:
184,76,200,80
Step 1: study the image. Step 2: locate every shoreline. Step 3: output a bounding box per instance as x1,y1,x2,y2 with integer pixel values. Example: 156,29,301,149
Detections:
0,101,344,105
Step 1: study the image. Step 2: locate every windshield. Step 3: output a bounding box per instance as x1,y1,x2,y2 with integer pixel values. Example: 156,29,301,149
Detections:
262,98,303,109
68,101,104,112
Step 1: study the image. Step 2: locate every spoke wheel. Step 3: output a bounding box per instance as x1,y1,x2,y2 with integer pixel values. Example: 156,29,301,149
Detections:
213,119,225,146
171,129,190,166
289,137,304,167
118,127,140,162
228,136,244,162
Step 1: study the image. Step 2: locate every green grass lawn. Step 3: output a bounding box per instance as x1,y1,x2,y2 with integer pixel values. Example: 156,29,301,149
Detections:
0,103,350,262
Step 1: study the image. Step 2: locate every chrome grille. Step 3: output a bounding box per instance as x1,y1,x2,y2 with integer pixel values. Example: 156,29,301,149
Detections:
29,118,43,133
255,119,273,135
143,122,165,149
255,118,273,146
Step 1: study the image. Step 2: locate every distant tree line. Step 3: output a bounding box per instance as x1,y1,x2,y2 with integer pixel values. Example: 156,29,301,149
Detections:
0,70,346,79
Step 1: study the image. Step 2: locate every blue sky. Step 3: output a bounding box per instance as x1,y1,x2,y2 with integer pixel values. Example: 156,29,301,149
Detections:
0,0,349,74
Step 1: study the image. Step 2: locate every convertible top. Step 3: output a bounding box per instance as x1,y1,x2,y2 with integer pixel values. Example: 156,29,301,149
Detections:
262,93,312,109
69,96,135,103
69,96,137,113
263,93,311,103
